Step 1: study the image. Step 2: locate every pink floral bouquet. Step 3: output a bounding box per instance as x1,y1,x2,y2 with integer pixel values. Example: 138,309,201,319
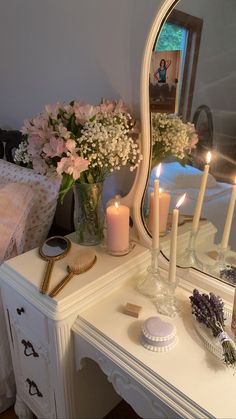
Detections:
15,100,142,201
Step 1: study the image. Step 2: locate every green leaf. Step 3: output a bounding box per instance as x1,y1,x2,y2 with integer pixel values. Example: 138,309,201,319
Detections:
89,114,97,122
59,174,75,203
86,172,95,183
58,108,65,117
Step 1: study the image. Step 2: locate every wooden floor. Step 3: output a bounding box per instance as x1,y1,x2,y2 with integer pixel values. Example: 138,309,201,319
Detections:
0,400,141,419
0,407,17,419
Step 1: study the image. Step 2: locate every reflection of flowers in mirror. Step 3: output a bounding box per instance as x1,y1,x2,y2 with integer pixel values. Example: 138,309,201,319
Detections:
15,100,143,202
151,112,198,165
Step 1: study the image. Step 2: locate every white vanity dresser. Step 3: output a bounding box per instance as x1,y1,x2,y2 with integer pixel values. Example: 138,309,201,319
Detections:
0,237,149,418
1,232,236,419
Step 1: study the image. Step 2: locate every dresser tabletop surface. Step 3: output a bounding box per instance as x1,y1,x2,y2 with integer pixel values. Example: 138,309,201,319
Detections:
76,279,236,419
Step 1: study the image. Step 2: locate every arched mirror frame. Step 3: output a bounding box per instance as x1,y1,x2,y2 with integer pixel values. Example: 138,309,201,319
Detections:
132,0,179,252
130,0,234,301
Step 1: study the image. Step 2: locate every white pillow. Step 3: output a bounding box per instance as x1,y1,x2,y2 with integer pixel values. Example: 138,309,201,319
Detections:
150,162,217,189
0,160,60,251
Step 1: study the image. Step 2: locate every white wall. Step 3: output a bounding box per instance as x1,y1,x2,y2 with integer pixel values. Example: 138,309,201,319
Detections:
2,0,235,153
0,0,163,129
0,0,166,207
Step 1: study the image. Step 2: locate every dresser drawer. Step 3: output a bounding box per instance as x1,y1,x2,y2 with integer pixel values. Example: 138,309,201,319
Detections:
3,285,48,344
13,327,55,418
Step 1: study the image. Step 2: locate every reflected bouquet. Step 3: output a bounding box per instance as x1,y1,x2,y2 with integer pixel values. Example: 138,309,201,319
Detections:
190,289,236,368
15,99,142,201
151,112,198,165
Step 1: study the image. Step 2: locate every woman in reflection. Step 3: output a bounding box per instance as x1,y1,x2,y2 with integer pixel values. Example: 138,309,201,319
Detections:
154,59,171,83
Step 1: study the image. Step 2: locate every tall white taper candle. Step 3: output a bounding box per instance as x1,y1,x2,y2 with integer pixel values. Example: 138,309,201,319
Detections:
168,193,186,284
192,152,211,232
168,207,179,284
221,181,236,250
152,179,160,250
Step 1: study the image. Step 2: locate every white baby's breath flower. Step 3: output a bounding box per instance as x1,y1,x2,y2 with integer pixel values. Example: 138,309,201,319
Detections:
151,112,198,163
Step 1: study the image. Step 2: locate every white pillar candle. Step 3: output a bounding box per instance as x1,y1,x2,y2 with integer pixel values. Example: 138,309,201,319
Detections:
106,201,130,254
221,181,236,250
148,189,171,234
159,189,171,234
192,151,211,232
168,193,186,283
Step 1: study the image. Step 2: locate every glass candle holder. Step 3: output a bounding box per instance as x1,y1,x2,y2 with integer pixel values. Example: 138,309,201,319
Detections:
154,276,181,318
137,248,164,298
206,246,230,279
177,229,203,271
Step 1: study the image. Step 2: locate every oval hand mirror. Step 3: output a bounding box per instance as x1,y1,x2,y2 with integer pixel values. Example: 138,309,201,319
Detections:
39,236,71,294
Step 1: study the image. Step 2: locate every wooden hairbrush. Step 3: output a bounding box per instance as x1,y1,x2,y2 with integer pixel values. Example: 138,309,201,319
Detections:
49,249,97,298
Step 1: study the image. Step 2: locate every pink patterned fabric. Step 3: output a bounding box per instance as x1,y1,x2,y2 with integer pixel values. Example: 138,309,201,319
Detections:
0,182,35,411
0,163,60,412
0,183,35,263
0,160,60,251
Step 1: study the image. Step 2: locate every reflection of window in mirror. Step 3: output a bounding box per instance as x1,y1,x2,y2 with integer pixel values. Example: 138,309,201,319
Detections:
149,9,203,120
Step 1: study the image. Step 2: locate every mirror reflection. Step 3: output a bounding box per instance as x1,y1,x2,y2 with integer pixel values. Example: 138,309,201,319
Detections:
40,236,71,259
143,0,236,285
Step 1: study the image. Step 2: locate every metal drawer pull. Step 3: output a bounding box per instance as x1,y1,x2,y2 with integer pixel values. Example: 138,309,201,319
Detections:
21,339,39,358
16,307,24,315
26,378,43,397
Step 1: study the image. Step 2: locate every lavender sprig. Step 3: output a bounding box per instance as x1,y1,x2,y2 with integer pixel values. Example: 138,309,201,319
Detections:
190,289,236,367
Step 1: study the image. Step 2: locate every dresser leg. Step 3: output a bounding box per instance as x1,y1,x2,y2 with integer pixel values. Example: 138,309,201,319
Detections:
14,394,34,419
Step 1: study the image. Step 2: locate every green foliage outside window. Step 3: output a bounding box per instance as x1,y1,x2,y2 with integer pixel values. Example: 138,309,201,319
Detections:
155,23,185,51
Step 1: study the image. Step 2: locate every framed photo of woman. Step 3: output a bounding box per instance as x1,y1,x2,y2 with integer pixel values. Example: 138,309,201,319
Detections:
149,50,181,113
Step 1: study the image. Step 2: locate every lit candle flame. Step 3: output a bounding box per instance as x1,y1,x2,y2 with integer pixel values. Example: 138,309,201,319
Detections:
206,151,211,164
176,193,186,209
115,202,119,209
156,163,161,179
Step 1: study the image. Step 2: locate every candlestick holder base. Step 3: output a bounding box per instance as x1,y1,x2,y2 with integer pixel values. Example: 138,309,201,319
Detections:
107,242,135,256
177,229,204,271
154,278,181,318
137,248,164,298
206,246,230,279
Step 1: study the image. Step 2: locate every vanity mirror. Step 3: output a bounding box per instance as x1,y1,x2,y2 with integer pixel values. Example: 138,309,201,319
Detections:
132,0,236,286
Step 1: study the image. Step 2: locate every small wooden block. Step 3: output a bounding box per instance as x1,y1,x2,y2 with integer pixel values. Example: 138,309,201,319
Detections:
207,250,218,260
124,302,142,318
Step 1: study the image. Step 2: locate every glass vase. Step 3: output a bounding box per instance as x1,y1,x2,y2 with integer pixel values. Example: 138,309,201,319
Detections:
73,182,104,246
